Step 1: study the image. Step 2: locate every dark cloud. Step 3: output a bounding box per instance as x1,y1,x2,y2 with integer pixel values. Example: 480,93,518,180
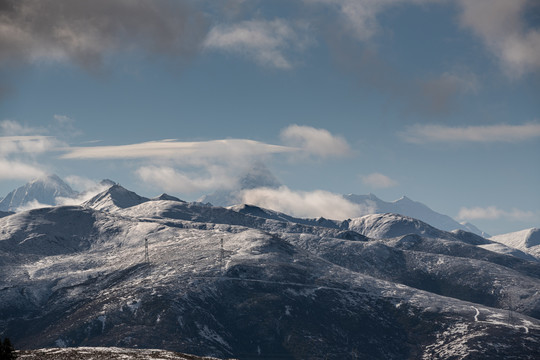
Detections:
0,0,208,71
325,31,474,118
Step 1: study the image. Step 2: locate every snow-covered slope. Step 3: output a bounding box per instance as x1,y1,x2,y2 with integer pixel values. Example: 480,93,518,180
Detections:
491,228,540,259
344,193,489,237
347,213,458,241
17,347,222,359
82,184,149,212
1,186,539,359
0,174,77,212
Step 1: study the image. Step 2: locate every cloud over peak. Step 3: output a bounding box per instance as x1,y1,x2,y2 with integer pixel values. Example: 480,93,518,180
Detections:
241,186,372,220
280,124,351,158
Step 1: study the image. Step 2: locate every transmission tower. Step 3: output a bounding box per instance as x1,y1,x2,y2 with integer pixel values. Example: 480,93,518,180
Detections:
219,238,224,275
144,238,150,264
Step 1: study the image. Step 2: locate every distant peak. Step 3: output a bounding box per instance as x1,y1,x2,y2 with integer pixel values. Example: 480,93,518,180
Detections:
83,184,149,211
153,193,184,202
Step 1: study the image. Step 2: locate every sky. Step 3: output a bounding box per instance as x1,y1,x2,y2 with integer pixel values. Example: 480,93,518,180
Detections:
0,0,539,235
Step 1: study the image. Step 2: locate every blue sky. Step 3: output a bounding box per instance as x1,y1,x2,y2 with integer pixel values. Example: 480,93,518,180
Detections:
0,0,539,235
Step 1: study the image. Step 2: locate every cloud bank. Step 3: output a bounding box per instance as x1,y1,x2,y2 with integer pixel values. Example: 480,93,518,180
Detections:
280,124,351,158
59,125,352,194
241,186,372,220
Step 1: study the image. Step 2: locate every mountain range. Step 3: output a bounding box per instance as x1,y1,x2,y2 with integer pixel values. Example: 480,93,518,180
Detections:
1,180,539,358
0,173,489,238
343,193,490,237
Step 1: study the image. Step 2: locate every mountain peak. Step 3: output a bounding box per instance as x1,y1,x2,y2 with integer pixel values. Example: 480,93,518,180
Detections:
345,193,486,237
0,174,77,212
83,184,149,211
152,193,184,202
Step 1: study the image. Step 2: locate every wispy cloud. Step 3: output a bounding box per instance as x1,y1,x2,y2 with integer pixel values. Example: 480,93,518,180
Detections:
280,124,351,158
400,123,540,144
204,19,313,69
61,139,296,162
458,206,539,222
15,199,51,212
241,186,373,220
457,0,540,78
360,173,398,188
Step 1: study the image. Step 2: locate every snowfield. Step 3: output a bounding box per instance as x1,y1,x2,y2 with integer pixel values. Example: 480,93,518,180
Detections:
1,184,539,359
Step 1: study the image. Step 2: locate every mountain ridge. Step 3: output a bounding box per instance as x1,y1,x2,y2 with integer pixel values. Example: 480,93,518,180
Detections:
1,184,539,358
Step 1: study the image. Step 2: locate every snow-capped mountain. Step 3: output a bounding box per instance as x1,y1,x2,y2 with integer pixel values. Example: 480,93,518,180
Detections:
0,174,77,212
491,228,540,260
344,193,489,237
1,185,539,359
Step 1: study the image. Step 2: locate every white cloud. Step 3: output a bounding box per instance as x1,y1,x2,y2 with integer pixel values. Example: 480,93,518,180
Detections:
280,124,351,158
59,126,353,195
136,165,238,194
360,173,398,188
61,139,296,163
400,123,540,143
458,206,539,222
15,199,51,212
240,186,373,219
204,19,313,69
457,0,540,78
0,159,45,180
